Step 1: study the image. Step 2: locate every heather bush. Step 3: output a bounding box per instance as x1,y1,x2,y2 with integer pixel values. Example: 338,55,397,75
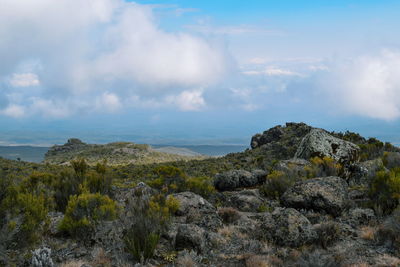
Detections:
376,208,400,253
123,192,178,263
383,152,400,170
369,168,400,214
260,171,295,200
305,156,342,178
59,192,118,238
218,207,241,224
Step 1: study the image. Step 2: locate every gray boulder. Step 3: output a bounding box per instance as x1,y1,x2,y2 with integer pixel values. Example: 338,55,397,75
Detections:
263,208,316,247
214,170,265,191
175,224,206,253
295,129,359,164
281,176,348,216
224,189,266,212
348,158,384,187
172,192,215,216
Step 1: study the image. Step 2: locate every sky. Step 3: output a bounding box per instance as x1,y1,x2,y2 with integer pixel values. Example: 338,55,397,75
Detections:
1,0,400,146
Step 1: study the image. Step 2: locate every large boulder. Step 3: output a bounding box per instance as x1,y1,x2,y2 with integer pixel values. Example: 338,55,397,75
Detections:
281,176,348,216
295,129,359,164
172,192,215,216
347,158,384,187
214,170,266,191
224,189,266,212
262,208,316,247
175,224,206,253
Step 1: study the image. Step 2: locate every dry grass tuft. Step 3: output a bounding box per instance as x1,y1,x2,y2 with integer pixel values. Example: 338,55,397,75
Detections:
359,226,376,241
245,255,271,267
176,253,197,267
60,260,87,267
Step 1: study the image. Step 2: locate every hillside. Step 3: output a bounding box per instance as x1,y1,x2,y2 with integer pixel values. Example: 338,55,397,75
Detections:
44,138,207,165
2,123,400,266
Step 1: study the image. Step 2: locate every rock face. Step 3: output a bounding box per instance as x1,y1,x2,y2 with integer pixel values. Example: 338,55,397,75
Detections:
281,176,348,216
347,158,384,187
224,189,266,212
31,247,54,267
295,129,360,164
263,208,316,247
214,170,266,191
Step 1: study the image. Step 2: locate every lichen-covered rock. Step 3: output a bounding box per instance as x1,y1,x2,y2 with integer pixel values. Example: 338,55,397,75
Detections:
175,224,206,253
214,170,264,191
262,208,316,247
31,247,54,267
295,129,359,164
340,208,376,227
281,176,349,216
347,158,384,187
172,192,215,216
224,189,266,212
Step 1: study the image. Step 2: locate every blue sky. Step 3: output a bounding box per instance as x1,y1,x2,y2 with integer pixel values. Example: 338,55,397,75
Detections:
1,0,400,146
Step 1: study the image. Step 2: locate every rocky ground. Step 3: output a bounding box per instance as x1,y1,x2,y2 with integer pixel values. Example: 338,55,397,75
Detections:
4,123,400,267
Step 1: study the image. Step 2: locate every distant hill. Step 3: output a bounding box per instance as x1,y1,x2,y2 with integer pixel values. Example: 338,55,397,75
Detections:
44,138,207,165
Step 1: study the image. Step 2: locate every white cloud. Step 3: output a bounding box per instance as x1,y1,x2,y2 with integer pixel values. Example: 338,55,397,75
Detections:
9,73,40,87
243,67,303,77
96,92,121,112
185,24,281,36
0,0,230,118
319,50,400,120
1,104,25,118
166,90,206,111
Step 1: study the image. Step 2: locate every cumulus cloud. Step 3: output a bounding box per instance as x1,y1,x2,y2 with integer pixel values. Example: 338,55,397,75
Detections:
166,90,206,111
10,73,40,87
0,0,230,118
319,50,400,120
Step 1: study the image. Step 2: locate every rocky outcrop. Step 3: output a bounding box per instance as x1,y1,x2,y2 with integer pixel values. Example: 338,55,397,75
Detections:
251,122,312,149
281,176,349,216
347,158,384,187
214,170,266,191
262,208,317,247
31,247,54,267
172,192,215,216
295,129,360,164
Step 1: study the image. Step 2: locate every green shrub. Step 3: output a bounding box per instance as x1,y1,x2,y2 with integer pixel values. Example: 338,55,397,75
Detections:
305,157,342,178
84,161,113,195
1,190,48,246
53,169,83,212
383,152,400,170
369,168,400,214
123,193,177,264
185,176,215,197
59,192,118,238
260,171,294,200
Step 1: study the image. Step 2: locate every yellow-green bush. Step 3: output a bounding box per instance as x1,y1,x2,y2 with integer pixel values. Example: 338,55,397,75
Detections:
124,193,178,264
1,190,48,246
369,168,400,214
59,192,118,238
185,176,215,197
260,170,295,200
305,156,342,178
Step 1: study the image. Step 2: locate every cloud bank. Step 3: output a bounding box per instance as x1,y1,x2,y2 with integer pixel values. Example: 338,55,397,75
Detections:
0,0,230,117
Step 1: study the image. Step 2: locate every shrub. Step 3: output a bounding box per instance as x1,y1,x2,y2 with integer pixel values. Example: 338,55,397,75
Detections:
314,222,341,248
218,207,241,224
185,176,215,197
376,208,400,252
294,250,341,267
305,157,342,178
260,171,294,200
123,193,176,264
369,169,400,214
59,192,118,238
53,170,84,212
383,152,400,170
1,191,48,246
